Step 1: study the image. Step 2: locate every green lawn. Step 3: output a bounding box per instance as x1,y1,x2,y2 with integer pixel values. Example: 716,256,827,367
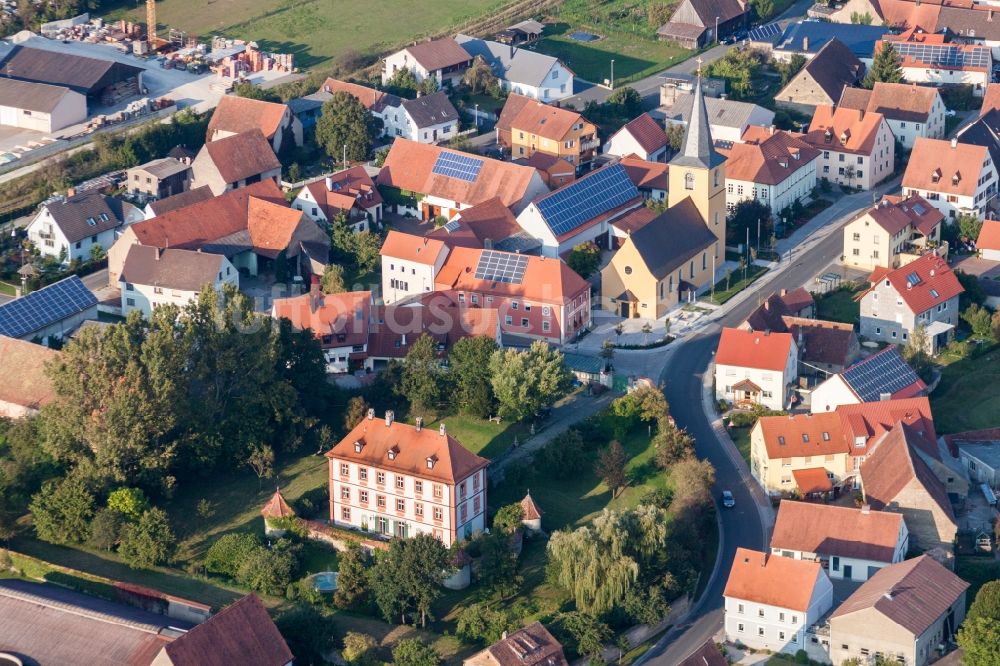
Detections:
931,345,1000,433
417,414,529,460
104,0,511,69
707,264,769,305
728,425,752,465
955,556,1000,603
814,286,864,325
533,23,691,86
0,281,16,297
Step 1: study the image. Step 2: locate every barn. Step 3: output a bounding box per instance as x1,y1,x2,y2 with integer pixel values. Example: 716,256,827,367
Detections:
0,78,87,133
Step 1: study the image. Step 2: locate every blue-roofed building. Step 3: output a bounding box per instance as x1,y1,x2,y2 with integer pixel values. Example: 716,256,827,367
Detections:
0,275,98,344
515,162,643,257
772,21,887,65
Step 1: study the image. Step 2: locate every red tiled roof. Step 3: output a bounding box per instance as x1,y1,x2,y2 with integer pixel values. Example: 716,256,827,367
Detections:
524,150,576,175
715,328,795,372
831,555,968,636
366,300,499,359
304,166,382,220
613,113,668,155
860,421,955,522
839,82,940,124
502,94,589,140
783,317,857,367
376,139,540,209
976,218,1000,251
495,92,533,134
610,206,659,235
160,594,292,666
864,253,963,315
521,492,543,520
201,129,281,185
207,95,287,140
792,467,833,494
804,105,887,156
435,245,590,304
381,230,449,265
779,287,814,314
483,622,568,666
837,396,936,459
404,37,472,72
261,489,294,519
771,500,904,562
427,197,522,249
327,414,489,485
128,179,286,249
271,290,372,347
0,336,58,412
878,0,941,31
756,411,848,459
726,130,820,186
619,156,669,191
724,548,824,612
981,83,1000,117
904,137,990,197
319,78,395,112
247,198,309,258
855,194,943,236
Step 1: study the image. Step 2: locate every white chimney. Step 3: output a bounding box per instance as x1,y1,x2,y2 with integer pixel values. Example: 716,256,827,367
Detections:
415,416,423,431
439,422,447,436
367,408,375,420
325,176,333,191
951,137,958,148
385,410,394,427
861,504,871,514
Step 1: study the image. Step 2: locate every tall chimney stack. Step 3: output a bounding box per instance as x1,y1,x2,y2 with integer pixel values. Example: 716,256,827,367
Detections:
385,410,394,427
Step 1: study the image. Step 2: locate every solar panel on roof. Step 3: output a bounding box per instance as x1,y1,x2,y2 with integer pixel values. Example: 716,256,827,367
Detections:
842,348,920,402
473,250,529,284
749,22,782,43
906,271,921,287
431,152,485,182
536,164,639,237
0,275,97,339
442,219,461,233
891,42,990,69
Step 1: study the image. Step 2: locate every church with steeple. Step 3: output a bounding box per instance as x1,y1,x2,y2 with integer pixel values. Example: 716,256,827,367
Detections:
601,72,729,319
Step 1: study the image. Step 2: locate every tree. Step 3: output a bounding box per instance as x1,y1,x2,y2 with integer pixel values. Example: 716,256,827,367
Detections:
369,534,449,626
567,241,601,278
463,56,498,94
449,336,499,416
342,632,377,664
205,532,262,577
727,199,771,248
30,475,96,544
865,43,904,88
246,443,276,489
958,617,1000,666
903,324,932,375
539,429,588,479
118,507,175,569
751,0,775,19
88,508,124,551
958,213,983,242
315,91,380,163
106,487,149,520
668,456,716,511
352,230,383,275
275,605,337,666
654,425,695,469
344,396,371,431
492,503,524,534
320,264,346,294
967,580,1000,622
776,54,807,86
547,506,668,614
665,123,685,152
596,441,628,497
399,334,443,412
851,10,874,23
962,303,994,339
560,611,612,659
233,81,281,101
705,48,763,99
393,639,441,666
236,539,300,594
456,603,514,645
479,529,522,599
490,341,572,421
334,542,370,609
418,76,439,97
89,243,105,262
607,87,642,118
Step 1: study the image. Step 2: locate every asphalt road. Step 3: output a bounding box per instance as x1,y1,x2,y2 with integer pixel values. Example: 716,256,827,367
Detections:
638,215,849,664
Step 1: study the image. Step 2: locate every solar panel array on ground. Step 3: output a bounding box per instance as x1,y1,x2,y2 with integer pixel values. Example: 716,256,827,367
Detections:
473,250,529,284
842,348,920,401
0,275,97,339
892,42,991,69
749,23,782,43
536,164,639,237
431,152,485,182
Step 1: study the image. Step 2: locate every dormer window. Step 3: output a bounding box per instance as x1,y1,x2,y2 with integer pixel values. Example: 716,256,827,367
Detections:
952,171,960,185
931,168,941,183
822,432,830,441
778,436,786,445
354,440,364,453
99,213,109,222
855,436,866,447
388,445,399,460
426,455,437,469
87,217,97,226
802,434,810,443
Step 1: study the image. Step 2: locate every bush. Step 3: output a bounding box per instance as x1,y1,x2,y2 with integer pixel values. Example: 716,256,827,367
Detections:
293,486,329,520
393,639,441,666
205,533,263,577
236,539,300,595
276,604,337,666
118,507,175,569
342,632,377,664
106,487,149,519
30,475,96,545
456,603,515,645
0,549,11,572
88,508,125,552
538,429,587,479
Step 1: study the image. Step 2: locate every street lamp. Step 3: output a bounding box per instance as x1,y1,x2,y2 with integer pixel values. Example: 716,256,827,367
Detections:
610,59,615,89
474,103,479,128
716,16,720,44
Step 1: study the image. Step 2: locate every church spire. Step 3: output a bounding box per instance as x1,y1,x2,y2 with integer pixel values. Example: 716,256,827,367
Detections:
670,60,723,169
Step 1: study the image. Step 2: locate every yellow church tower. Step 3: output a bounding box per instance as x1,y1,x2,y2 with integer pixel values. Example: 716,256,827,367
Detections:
667,66,727,255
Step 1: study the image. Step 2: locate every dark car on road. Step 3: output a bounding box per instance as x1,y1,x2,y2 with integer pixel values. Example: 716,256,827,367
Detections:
721,490,735,508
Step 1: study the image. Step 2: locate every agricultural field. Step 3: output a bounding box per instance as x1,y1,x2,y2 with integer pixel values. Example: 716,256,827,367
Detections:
104,0,515,69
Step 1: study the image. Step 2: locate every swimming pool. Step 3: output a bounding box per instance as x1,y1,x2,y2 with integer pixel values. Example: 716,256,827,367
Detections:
569,31,599,42
311,571,339,593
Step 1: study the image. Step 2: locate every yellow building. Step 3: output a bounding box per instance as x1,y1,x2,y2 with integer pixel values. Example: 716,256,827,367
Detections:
497,93,600,167
601,75,726,318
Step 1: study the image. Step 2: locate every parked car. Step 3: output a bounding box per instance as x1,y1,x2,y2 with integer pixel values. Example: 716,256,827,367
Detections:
721,490,735,508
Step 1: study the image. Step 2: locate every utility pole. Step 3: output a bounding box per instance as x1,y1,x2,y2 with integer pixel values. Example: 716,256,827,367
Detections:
716,16,720,44
342,144,347,169
610,59,615,89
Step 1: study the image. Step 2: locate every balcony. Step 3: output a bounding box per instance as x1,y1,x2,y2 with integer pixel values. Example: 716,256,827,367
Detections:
580,138,601,152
